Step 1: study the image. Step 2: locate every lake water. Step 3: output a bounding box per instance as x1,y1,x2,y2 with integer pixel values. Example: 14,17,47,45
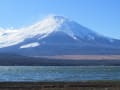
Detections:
0,66,119,82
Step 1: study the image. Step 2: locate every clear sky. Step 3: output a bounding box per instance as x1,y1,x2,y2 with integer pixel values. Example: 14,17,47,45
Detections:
0,0,120,39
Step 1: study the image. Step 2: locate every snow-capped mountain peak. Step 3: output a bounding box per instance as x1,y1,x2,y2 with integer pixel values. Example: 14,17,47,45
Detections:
0,15,66,48
0,15,117,49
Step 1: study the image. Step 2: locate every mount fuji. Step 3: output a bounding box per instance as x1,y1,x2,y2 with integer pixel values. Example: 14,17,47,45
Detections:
0,15,120,57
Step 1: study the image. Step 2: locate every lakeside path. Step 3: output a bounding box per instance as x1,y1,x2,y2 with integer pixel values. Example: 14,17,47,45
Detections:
0,81,120,90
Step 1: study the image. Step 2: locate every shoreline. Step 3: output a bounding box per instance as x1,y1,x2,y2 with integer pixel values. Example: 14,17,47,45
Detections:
0,81,119,90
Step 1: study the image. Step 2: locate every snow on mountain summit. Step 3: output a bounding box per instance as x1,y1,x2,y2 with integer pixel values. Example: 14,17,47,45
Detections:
0,15,66,48
0,15,115,48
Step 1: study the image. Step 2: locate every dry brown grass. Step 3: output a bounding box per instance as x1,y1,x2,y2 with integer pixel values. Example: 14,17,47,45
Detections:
0,81,119,90
42,55,120,60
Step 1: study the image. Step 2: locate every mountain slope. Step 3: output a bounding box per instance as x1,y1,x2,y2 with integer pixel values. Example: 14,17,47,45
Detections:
0,15,120,56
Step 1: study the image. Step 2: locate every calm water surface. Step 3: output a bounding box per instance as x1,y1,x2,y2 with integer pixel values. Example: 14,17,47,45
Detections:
0,66,119,82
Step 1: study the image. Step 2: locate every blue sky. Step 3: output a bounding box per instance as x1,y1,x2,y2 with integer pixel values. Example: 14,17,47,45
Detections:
0,0,120,39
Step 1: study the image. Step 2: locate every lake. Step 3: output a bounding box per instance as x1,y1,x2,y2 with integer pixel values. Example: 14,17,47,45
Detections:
0,66,119,82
